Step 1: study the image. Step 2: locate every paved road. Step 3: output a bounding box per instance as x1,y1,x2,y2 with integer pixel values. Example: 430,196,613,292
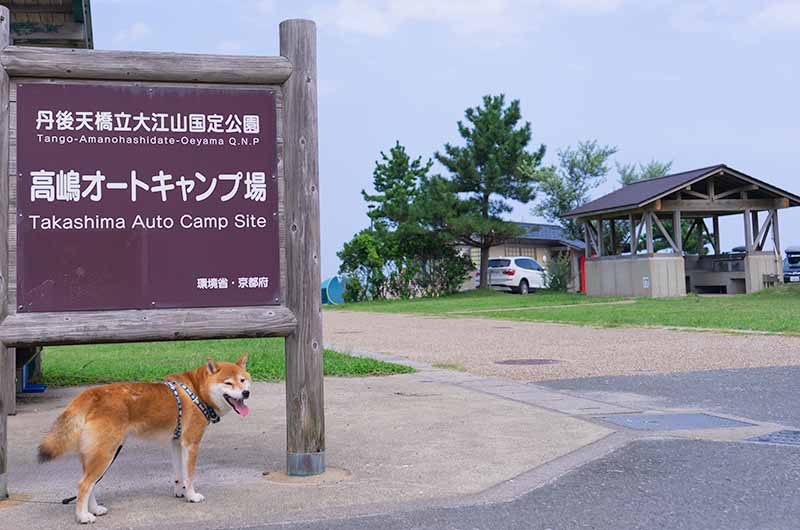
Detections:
252,440,800,530
250,365,800,530
541,365,800,427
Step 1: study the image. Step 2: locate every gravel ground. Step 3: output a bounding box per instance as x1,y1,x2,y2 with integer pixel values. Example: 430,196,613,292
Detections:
324,311,800,380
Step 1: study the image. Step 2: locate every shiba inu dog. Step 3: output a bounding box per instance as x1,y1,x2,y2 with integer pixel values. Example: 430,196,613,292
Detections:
38,354,252,524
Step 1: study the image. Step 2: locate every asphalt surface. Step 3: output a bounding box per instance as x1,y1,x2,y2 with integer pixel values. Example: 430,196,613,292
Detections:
252,440,800,530
250,365,800,530
540,365,800,427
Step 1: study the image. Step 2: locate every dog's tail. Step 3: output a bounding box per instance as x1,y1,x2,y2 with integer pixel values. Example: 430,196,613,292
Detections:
38,403,84,463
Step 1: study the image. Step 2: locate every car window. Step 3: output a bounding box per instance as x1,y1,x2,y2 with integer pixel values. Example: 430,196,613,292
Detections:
488,259,511,268
517,259,541,271
789,255,800,266
515,258,542,271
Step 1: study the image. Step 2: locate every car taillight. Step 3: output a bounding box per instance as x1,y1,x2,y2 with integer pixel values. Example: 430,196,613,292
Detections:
503,269,516,276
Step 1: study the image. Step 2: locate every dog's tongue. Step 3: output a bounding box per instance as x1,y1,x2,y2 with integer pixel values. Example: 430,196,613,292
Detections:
233,399,250,417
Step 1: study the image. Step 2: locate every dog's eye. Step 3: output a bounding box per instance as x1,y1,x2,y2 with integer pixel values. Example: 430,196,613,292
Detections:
225,381,234,386
240,378,245,383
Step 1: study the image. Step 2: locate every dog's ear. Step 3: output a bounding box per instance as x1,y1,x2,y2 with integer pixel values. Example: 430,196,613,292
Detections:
206,357,219,374
236,353,248,369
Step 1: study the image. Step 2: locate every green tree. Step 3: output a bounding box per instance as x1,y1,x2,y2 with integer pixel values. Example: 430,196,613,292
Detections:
608,159,709,255
607,159,673,253
363,142,432,231
616,160,673,186
337,229,386,301
435,94,546,288
532,140,618,241
338,142,472,300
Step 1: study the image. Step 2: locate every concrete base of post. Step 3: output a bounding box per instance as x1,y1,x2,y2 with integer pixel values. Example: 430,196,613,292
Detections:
287,451,325,476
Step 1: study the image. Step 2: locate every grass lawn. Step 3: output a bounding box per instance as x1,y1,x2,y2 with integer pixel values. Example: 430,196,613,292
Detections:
330,288,622,315
330,285,800,334
42,338,414,385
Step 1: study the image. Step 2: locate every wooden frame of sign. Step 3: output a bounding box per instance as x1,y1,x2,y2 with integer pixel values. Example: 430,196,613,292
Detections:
0,10,325,498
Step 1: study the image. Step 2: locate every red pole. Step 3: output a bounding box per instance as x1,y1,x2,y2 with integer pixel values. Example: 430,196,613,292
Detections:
580,256,586,294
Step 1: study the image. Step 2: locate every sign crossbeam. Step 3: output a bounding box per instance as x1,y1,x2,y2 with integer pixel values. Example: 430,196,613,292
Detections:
0,305,297,347
0,45,293,85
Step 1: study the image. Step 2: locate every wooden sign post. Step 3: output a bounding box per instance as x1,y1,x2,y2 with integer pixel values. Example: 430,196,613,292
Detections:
0,7,10,500
0,10,325,499
280,20,325,477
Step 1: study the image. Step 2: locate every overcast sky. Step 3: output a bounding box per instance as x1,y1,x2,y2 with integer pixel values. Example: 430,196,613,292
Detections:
92,0,800,277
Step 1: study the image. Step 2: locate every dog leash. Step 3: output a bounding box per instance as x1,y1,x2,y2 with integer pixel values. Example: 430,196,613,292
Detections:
61,444,123,505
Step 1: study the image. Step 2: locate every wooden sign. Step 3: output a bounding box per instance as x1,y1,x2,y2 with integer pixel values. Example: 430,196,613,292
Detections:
0,12,326,498
16,83,280,312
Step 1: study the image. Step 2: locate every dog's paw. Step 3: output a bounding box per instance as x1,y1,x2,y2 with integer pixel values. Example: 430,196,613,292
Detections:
186,492,205,503
174,483,186,498
90,505,108,516
76,512,97,524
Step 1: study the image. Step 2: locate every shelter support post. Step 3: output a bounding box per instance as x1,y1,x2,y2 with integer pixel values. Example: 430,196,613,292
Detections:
755,212,773,251
280,19,325,476
596,218,604,256
695,217,704,255
652,214,678,253
584,220,600,258
0,5,9,499
645,211,654,255
673,210,682,253
743,191,754,253
629,214,636,255
744,209,753,253
713,216,720,255
751,211,759,245
609,219,617,255
771,208,781,256
583,222,590,258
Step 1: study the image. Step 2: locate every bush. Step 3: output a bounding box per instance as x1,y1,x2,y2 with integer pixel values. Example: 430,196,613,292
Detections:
338,230,386,301
386,262,420,299
544,253,572,292
417,253,473,297
343,276,368,303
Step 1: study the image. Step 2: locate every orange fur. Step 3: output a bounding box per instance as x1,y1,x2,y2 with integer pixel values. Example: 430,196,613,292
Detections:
38,354,251,524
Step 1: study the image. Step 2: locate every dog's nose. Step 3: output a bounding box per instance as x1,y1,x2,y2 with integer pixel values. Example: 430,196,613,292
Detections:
242,390,250,399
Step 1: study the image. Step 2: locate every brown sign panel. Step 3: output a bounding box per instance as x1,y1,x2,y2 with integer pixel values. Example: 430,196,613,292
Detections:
16,83,280,312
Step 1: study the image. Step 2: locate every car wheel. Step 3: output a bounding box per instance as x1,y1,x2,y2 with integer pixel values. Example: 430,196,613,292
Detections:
519,279,529,295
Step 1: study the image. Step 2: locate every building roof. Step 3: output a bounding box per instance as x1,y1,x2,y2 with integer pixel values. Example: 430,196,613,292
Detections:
512,222,585,250
1,0,93,49
564,164,800,219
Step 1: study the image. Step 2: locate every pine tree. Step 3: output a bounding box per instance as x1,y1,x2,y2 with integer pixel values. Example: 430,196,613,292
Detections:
435,95,546,288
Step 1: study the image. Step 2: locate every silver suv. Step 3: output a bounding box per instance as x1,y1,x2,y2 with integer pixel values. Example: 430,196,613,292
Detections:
483,256,546,295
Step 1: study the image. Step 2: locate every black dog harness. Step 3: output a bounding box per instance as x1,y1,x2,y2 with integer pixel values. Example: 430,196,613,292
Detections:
164,381,221,439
